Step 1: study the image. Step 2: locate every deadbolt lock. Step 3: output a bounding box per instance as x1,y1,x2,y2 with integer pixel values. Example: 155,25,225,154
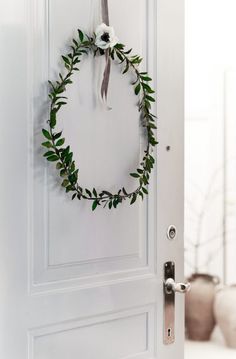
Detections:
167,225,177,240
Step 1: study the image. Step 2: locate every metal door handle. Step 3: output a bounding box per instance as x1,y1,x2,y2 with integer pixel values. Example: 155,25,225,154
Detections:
165,278,191,294
163,262,191,345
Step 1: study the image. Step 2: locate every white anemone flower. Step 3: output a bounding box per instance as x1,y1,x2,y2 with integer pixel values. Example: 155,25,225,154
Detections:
95,23,118,50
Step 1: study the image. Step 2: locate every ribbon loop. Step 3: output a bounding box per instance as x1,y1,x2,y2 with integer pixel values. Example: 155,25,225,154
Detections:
101,0,111,106
101,0,109,25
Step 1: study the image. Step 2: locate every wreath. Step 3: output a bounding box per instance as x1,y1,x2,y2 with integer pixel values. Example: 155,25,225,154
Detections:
42,24,158,211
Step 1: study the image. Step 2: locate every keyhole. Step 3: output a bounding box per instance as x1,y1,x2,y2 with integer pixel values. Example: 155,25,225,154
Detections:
167,225,177,240
167,328,172,337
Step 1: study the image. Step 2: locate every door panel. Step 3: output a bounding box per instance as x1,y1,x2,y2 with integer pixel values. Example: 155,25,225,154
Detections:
31,0,153,291
31,306,155,359
0,0,184,358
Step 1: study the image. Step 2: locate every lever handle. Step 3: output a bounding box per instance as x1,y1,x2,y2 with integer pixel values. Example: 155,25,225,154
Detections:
165,278,191,294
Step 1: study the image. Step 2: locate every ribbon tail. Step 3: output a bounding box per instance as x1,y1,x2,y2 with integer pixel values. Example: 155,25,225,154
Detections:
101,51,111,110
100,0,111,110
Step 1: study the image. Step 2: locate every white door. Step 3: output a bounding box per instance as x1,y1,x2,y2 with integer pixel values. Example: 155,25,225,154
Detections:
0,0,184,358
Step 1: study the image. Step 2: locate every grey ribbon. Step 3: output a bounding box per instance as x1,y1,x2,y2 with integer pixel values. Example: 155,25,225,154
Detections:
101,0,111,103
101,0,109,25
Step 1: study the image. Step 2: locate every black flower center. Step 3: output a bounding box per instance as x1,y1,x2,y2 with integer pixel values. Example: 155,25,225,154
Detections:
101,32,110,43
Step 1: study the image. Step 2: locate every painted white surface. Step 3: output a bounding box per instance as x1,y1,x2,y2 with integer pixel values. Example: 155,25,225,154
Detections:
185,0,236,283
0,0,184,358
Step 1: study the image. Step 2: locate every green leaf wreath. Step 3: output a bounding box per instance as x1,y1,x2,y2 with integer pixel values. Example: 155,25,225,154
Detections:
42,27,158,211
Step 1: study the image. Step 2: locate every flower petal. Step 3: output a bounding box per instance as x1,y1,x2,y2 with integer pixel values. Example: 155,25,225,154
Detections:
95,23,109,35
95,39,110,49
108,26,115,37
95,23,118,50
109,36,119,48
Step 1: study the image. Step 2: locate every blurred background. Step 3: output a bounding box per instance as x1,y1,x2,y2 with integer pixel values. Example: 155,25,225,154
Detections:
185,0,236,357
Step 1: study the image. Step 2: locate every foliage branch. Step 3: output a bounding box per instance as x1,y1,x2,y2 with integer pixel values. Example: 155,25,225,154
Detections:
42,29,158,211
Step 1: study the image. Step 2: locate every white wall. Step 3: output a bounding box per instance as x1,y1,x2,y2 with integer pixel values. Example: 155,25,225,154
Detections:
185,0,236,283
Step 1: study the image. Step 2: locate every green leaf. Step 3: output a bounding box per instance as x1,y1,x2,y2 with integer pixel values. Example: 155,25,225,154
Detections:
130,193,137,205
78,29,84,42
62,179,69,187
64,79,73,85
115,43,125,50
122,187,128,195
80,49,88,54
62,55,70,64
124,48,132,54
122,63,129,74
142,187,148,195
70,161,75,172
65,152,73,165
47,155,59,162
50,110,57,128
53,131,62,140
60,169,67,177
130,173,140,178
57,101,67,107
141,76,152,81
85,189,92,197
148,123,157,129
68,174,76,184
99,48,105,56
146,95,155,102
143,176,148,185
110,49,115,60
57,88,65,94
73,39,78,47
113,198,118,208
92,200,98,211
73,169,79,179
135,83,141,95
150,138,158,146
43,151,54,157
131,56,142,64
72,193,77,200
65,186,73,193
145,101,151,110
42,141,52,148
56,138,65,146
139,191,144,200
48,80,55,89
150,155,155,164
142,83,155,93
82,40,91,46
56,162,63,169
116,51,124,62
61,146,70,159
102,191,112,197
42,129,52,140
93,188,97,197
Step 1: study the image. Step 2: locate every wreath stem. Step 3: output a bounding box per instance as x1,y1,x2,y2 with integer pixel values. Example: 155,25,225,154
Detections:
42,30,157,211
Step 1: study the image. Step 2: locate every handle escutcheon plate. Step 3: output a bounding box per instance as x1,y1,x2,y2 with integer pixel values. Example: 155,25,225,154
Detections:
164,261,175,345
163,261,191,345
